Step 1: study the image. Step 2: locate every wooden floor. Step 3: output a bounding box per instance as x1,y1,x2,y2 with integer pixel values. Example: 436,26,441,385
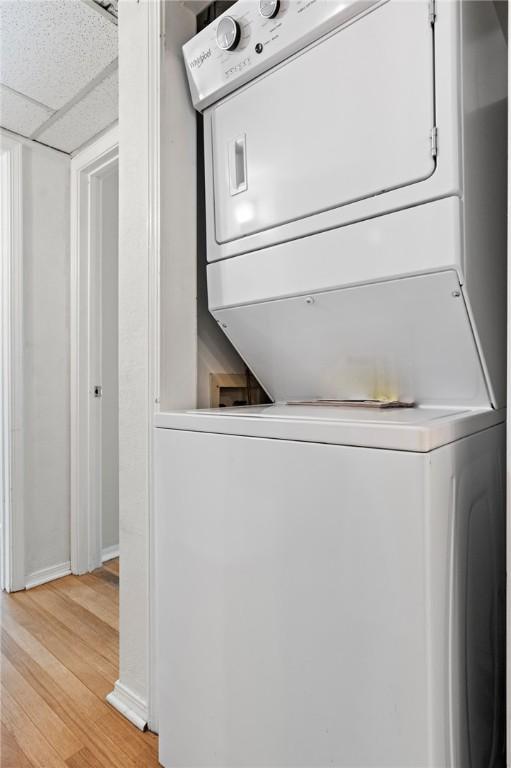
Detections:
0,559,161,767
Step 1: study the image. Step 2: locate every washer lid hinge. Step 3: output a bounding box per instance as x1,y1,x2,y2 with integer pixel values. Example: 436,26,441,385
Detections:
430,126,438,157
429,0,436,24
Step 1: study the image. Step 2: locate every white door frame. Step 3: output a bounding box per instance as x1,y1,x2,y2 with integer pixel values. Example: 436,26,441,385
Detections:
0,134,25,592
70,126,119,575
106,0,195,733
148,0,161,733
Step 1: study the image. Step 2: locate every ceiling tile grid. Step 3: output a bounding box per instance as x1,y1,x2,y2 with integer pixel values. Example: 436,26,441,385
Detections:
38,67,118,153
0,0,118,154
92,0,118,21
0,84,53,136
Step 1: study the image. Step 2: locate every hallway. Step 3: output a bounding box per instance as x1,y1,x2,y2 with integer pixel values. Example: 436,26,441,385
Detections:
0,561,160,767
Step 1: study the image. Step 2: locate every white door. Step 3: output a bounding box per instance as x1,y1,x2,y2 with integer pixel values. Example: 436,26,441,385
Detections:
211,0,435,244
90,163,119,566
99,166,119,561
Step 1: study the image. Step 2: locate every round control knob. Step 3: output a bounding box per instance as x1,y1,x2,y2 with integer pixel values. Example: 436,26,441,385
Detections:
259,0,280,19
216,16,241,51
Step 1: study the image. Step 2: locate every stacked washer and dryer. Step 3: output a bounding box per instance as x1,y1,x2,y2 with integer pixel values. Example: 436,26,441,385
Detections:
155,2,507,766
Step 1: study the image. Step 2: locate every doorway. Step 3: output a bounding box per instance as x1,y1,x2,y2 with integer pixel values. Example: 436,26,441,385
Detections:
70,128,119,574
0,136,24,593
92,162,119,566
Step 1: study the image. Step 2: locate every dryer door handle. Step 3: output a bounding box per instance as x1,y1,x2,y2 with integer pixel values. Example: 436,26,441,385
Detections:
229,135,247,195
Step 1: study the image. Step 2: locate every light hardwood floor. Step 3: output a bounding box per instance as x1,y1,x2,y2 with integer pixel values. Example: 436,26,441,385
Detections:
0,559,161,767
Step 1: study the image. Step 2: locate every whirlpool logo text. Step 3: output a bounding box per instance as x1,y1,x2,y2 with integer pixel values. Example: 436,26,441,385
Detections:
189,49,212,69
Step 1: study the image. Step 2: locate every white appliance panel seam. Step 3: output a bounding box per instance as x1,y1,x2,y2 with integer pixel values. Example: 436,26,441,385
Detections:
206,193,463,263
153,422,503,455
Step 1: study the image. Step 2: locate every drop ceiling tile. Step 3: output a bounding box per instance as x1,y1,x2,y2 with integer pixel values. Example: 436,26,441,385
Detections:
0,85,53,136
37,68,118,153
0,0,117,110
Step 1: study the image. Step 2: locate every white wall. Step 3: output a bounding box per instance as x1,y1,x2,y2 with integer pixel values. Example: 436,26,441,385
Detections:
100,165,119,555
117,0,152,715
115,0,198,730
160,3,198,412
22,141,71,582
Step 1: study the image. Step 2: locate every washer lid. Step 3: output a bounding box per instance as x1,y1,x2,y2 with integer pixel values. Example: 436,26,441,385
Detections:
211,271,492,410
154,405,504,453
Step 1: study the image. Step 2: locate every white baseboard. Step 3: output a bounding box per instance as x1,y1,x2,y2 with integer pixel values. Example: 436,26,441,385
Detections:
26,561,72,590
102,545,120,563
106,680,148,731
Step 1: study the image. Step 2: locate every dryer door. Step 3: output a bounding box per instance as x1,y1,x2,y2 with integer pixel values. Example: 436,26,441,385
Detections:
211,0,435,246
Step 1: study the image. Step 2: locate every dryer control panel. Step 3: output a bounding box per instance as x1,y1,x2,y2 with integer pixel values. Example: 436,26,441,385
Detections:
183,0,383,111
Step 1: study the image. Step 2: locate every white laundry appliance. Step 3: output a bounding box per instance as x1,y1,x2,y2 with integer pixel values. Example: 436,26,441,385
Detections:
155,1,507,766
